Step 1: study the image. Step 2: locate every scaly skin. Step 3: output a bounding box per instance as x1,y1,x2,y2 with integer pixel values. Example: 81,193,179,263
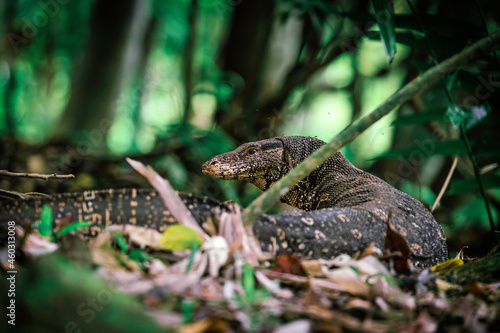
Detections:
202,136,448,268
0,136,448,268
0,188,229,243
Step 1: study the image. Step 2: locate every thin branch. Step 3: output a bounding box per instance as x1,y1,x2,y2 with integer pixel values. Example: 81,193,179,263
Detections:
407,0,496,237
460,124,498,239
431,156,458,213
0,170,75,181
242,30,500,226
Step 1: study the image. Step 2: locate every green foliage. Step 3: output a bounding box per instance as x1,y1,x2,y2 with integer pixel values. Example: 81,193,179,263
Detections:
0,255,165,332
112,232,129,254
242,262,256,303
371,0,397,63
59,221,92,236
181,298,198,324
447,174,500,195
127,249,153,269
391,108,448,127
373,139,468,159
186,244,200,273
446,103,491,130
39,204,52,238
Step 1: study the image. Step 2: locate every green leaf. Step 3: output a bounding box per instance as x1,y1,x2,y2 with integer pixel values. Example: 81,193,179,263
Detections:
373,139,468,160
181,298,197,324
391,108,448,127
185,244,199,273
446,104,468,127
242,263,255,303
337,12,483,36
112,232,129,254
159,225,203,251
350,266,362,276
39,204,52,237
128,249,152,263
447,174,500,195
446,103,491,130
59,221,91,236
371,0,397,63
366,31,467,57
128,249,152,269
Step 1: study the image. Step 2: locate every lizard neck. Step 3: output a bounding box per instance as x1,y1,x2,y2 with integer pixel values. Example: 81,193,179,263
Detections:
276,136,378,211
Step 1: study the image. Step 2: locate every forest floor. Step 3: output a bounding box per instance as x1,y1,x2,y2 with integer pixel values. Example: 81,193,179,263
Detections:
2,161,500,333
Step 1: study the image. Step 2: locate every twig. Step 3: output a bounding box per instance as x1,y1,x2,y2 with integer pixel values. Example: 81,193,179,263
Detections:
431,156,458,213
0,170,75,180
459,124,497,239
126,158,211,241
242,30,500,226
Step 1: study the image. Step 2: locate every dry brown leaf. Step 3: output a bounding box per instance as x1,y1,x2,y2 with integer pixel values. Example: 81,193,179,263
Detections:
269,253,307,278
54,214,75,232
345,298,371,311
359,242,382,259
322,266,370,296
106,225,163,250
384,219,410,274
301,259,326,277
180,317,231,333
370,275,415,311
127,158,210,241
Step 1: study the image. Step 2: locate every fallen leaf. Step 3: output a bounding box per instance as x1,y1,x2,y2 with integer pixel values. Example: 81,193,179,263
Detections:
107,225,163,250
431,258,464,274
323,266,370,296
345,297,371,311
270,253,307,278
384,218,410,274
159,225,204,251
127,158,210,241
180,318,230,333
23,234,59,257
359,242,382,259
54,214,75,232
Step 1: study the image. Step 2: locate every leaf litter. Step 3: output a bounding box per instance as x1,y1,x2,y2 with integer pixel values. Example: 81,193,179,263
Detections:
4,159,500,332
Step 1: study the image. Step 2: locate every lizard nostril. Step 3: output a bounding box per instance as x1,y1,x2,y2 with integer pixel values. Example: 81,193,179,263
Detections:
210,161,217,166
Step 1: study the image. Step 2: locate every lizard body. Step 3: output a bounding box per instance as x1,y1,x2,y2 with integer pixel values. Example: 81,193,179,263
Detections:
0,136,448,268
0,188,229,242
202,136,448,268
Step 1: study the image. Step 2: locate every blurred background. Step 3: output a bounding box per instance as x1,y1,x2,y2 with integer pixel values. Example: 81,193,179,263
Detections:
0,0,499,256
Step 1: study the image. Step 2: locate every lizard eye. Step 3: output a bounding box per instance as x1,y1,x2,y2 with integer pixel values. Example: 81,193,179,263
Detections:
245,148,258,156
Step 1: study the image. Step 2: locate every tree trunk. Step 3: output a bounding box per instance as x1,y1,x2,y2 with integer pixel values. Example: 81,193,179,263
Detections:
50,0,150,144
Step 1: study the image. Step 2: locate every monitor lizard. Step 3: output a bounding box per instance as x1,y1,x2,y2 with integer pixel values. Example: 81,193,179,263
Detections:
0,136,448,268
202,136,448,268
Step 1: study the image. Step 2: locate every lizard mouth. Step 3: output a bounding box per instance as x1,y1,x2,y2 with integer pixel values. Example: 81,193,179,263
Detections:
202,159,248,180
202,160,233,179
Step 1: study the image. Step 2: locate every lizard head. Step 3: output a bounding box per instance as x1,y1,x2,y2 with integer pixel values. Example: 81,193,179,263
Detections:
202,138,287,191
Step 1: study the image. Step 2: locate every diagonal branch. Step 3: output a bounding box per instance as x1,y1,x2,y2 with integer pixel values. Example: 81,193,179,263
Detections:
242,30,500,226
